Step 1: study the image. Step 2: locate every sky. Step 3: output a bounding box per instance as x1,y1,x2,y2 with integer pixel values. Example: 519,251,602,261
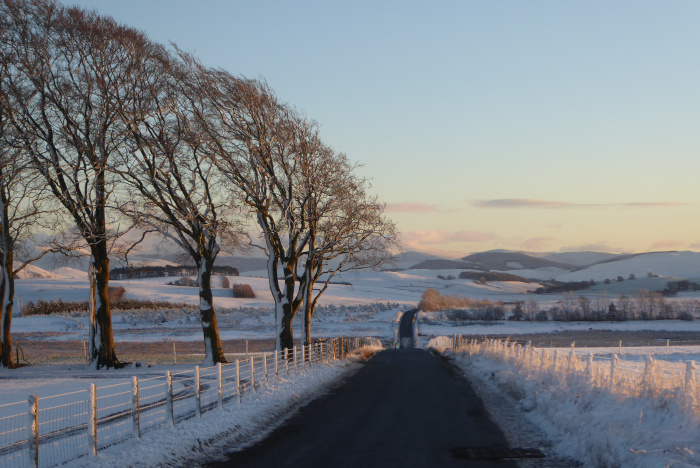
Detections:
58,0,700,258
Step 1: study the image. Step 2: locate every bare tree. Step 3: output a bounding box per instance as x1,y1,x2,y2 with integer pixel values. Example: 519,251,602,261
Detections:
192,72,313,351
114,48,243,365
2,0,149,368
298,150,398,345
0,36,58,366
184,63,399,351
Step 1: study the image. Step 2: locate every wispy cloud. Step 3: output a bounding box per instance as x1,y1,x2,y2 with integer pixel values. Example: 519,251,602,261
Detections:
385,203,440,213
472,199,688,209
559,242,623,253
402,229,497,245
520,237,555,250
649,239,684,251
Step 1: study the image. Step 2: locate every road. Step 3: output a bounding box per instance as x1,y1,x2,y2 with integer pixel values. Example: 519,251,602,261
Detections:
204,348,525,468
399,307,419,348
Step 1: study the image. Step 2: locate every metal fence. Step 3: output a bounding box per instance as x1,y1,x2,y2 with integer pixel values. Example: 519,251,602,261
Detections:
0,337,370,468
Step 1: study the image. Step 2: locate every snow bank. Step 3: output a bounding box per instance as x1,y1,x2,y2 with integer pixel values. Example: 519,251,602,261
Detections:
452,341,700,467
65,360,359,467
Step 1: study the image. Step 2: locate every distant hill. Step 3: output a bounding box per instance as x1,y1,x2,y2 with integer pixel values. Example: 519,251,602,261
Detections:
542,251,621,267
389,251,448,270
460,251,576,271
408,259,480,270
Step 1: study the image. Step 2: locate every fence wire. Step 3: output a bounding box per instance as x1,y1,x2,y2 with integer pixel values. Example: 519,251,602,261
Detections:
0,337,362,468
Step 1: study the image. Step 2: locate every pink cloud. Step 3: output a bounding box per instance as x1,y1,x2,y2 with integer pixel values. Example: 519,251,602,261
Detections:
520,237,555,250
649,239,684,250
559,242,624,253
472,199,688,209
402,229,497,245
385,203,440,213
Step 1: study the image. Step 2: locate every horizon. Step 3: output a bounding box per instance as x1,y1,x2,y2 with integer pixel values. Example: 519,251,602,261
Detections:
54,1,700,257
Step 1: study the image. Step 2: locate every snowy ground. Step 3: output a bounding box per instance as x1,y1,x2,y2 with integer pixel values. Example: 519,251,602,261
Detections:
451,343,700,467
69,360,360,468
6,266,700,466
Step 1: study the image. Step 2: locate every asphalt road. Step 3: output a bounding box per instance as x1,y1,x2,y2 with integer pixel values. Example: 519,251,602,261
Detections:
204,348,521,468
399,308,419,348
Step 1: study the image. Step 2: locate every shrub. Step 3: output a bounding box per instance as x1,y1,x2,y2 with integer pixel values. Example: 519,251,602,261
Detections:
23,298,194,316
168,277,197,287
220,275,231,289
458,271,530,283
678,311,694,321
534,310,549,321
108,286,126,301
418,288,473,311
232,284,256,298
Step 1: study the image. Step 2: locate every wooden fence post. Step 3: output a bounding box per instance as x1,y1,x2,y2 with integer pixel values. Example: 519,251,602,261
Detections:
294,346,298,373
275,350,279,380
585,354,593,379
166,371,174,426
285,348,289,375
195,366,201,417
236,360,241,404
264,353,269,385
609,355,618,391
539,350,547,375
28,394,39,468
567,344,575,374
88,384,97,455
251,356,256,392
217,363,224,411
685,360,696,410
132,376,141,439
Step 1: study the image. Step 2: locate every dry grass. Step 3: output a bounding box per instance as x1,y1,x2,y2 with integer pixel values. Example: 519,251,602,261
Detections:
351,345,383,360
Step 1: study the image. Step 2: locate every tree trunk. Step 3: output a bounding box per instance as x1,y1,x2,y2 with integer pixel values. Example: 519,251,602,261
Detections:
0,184,14,368
0,256,14,368
90,243,119,369
277,265,297,351
197,256,226,366
302,266,312,347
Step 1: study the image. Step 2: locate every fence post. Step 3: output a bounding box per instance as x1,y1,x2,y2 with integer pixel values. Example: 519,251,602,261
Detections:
195,366,201,417
236,360,241,404
275,350,279,380
643,356,654,397
585,354,593,380
28,394,39,468
285,348,289,375
251,355,256,392
264,353,269,385
132,376,141,439
88,384,97,455
538,350,547,375
685,360,696,410
552,350,559,375
609,355,618,391
567,344,575,374
217,363,223,411
294,346,298,373
166,371,174,426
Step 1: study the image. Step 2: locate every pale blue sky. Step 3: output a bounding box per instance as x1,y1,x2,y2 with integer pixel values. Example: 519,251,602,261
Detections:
61,1,700,256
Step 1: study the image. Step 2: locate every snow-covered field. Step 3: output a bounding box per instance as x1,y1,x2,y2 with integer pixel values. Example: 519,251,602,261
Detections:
6,256,700,467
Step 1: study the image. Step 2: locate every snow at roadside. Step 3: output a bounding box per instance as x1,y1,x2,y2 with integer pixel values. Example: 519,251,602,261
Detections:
452,347,700,467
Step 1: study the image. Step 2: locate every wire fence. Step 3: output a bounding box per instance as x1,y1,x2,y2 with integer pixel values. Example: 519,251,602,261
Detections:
0,336,377,468
446,336,700,413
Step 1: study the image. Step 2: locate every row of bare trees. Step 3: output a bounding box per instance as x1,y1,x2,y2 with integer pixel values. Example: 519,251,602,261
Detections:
0,0,398,368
